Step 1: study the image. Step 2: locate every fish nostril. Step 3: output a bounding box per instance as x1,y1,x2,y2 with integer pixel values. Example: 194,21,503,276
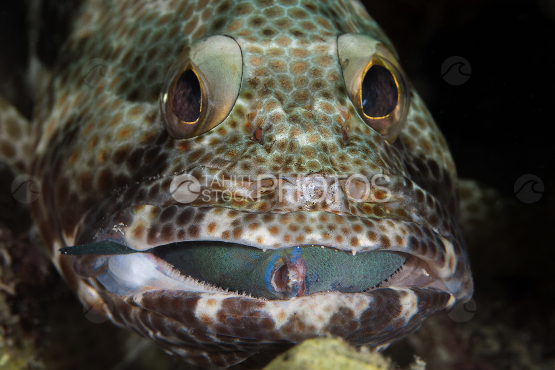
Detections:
253,126,263,142
339,106,351,143
342,125,349,142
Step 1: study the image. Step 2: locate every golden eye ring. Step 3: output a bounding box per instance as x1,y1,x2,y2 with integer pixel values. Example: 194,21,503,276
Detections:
163,65,203,128
160,36,243,140
359,58,401,120
338,33,410,143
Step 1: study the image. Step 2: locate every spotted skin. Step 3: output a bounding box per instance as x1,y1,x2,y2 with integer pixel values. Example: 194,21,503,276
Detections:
0,96,33,175
0,0,472,368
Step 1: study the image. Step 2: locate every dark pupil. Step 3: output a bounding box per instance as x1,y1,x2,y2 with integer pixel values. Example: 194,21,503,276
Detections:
361,65,398,118
172,69,201,122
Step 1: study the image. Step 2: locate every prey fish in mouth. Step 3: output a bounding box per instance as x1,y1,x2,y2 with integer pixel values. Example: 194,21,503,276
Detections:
62,240,412,299
3,0,475,368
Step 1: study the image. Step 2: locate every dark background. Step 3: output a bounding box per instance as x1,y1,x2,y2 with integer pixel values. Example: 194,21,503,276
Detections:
363,0,555,198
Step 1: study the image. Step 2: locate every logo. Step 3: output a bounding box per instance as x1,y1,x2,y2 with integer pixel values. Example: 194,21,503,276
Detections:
168,173,395,204
441,56,471,86
514,174,544,203
170,174,201,203
447,299,476,323
83,292,114,324
82,58,109,88
11,175,41,203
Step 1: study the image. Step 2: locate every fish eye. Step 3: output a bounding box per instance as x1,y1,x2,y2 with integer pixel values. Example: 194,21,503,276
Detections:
172,69,202,124
338,33,410,143
361,63,398,118
160,36,242,139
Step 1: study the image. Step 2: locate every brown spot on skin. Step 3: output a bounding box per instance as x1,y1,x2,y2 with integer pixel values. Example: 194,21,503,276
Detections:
301,21,316,31
207,222,217,234
380,236,391,248
415,116,426,129
291,62,307,74
160,206,177,223
420,242,429,256
428,159,440,179
97,169,114,191
232,227,243,239
188,225,199,238
184,15,199,34
78,173,92,192
141,131,157,144
269,60,286,72
193,212,206,224
161,225,174,242
68,150,80,165
113,146,129,164
249,56,262,66
290,48,306,58
87,136,99,151
254,127,263,142
200,314,213,326
420,139,432,153
262,28,277,37
132,224,144,238
149,207,161,219
226,19,242,32
294,77,308,88
147,226,160,244
221,231,230,240
288,8,308,18
178,141,189,152
176,209,194,226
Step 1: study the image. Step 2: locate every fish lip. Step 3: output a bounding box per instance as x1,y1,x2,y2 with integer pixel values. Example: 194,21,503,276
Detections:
92,277,454,349
72,171,456,244
75,200,458,256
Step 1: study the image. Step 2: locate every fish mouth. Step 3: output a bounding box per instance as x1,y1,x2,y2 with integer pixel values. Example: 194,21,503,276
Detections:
61,204,468,350
63,240,441,300
63,209,466,303
63,173,471,303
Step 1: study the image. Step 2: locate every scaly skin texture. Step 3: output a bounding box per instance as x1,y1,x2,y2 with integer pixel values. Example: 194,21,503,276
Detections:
0,95,33,174
1,0,472,368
